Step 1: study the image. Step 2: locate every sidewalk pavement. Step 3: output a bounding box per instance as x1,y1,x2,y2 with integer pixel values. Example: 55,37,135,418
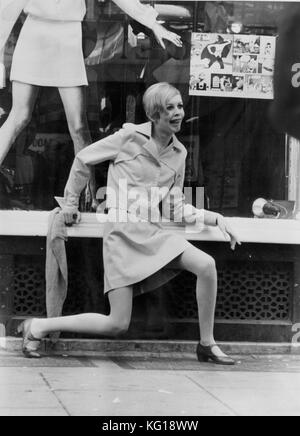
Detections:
0,340,300,416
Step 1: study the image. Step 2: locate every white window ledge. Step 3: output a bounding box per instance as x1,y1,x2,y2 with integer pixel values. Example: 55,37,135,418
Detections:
0,210,299,245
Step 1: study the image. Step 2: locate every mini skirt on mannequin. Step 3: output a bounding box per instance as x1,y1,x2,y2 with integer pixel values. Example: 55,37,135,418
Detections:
10,14,88,87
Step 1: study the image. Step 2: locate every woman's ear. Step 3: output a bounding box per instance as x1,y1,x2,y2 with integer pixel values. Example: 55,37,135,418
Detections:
147,116,155,123
151,112,161,123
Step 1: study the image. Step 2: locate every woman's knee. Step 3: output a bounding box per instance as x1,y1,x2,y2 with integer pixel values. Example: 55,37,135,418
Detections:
108,287,133,336
195,253,217,278
110,318,131,336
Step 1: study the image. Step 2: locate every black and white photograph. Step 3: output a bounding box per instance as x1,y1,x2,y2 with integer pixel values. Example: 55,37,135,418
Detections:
0,0,300,419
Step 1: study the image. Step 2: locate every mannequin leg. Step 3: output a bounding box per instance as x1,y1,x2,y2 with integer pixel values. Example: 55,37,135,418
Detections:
58,86,97,210
0,81,39,165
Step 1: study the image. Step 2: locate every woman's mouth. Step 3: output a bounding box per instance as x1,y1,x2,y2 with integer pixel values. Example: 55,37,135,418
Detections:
170,119,182,126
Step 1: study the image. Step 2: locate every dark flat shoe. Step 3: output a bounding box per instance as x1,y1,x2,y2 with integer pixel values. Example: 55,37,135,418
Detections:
17,319,42,359
197,343,236,366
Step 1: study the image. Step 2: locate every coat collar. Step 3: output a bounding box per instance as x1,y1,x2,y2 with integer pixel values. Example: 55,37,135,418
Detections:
135,122,182,152
135,121,152,138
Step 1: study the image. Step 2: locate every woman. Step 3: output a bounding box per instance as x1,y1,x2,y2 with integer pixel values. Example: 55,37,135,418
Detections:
0,0,182,207
18,82,241,365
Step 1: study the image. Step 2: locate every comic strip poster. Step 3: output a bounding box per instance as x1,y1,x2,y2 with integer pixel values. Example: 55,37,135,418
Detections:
189,33,276,99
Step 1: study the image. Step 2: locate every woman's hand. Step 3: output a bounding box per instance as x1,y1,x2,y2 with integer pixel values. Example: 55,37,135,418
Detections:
152,22,182,49
61,206,81,227
216,215,241,251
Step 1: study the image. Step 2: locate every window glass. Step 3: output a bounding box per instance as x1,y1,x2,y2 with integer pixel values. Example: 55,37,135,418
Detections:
0,1,289,217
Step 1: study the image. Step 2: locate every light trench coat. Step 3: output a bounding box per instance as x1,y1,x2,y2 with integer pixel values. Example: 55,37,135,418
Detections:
64,122,204,296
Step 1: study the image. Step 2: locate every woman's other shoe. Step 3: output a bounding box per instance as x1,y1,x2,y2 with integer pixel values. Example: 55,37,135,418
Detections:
17,319,42,359
197,343,236,366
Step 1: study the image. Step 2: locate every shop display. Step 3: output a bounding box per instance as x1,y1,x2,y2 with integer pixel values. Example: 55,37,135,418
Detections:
190,32,276,99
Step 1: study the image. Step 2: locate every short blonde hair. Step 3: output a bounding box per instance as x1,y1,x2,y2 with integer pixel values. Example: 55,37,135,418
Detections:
143,83,181,121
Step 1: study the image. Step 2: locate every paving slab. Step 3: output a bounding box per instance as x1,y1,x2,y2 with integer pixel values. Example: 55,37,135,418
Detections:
0,408,68,416
41,367,201,392
0,383,62,409
188,372,300,416
1,350,300,416
53,387,234,416
188,371,300,388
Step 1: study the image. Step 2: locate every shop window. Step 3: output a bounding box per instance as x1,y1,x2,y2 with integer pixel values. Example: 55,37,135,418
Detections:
0,1,291,217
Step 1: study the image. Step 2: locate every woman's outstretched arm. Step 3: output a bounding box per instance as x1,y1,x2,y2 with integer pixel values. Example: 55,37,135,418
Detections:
63,127,130,212
162,159,241,250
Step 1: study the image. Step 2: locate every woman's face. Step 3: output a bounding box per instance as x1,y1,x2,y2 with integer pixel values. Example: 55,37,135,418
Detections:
156,94,185,135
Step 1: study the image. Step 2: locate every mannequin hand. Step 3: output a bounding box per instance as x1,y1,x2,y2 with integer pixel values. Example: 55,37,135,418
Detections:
0,49,5,89
216,215,241,251
91,199,99,212
0,48,4,63
152,22,182,49
81,183,99,212
61,206,81,227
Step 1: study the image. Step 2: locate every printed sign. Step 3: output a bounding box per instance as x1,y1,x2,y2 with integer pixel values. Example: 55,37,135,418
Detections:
190,33,276,99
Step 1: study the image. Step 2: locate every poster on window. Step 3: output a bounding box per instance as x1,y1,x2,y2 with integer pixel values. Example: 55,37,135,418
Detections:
189,33,276,100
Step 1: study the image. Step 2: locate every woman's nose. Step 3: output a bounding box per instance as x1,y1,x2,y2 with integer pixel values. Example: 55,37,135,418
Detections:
175,107,184,116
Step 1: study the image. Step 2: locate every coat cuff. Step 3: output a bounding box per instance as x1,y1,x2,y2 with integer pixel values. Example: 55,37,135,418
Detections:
184,205,205,233
63,191,80,209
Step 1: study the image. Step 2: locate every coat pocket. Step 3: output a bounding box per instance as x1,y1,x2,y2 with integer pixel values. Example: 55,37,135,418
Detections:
114,151,158,185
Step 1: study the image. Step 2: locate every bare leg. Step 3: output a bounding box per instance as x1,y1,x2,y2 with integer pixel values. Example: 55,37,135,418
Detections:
58,86,96,210
30,287,133,339
173,244,227,357
58,86,91,155
0,81,39,165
